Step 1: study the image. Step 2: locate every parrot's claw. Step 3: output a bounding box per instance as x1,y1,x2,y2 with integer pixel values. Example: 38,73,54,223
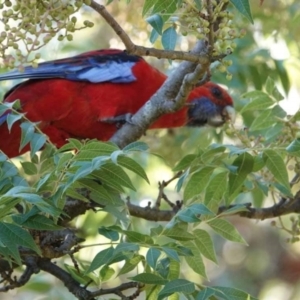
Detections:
100,113,134,128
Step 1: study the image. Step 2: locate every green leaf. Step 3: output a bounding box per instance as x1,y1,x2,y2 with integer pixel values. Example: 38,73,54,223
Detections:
12,214,63,230
286,139,300,157
152,257,170,278
173,154,197,172
92,170,125,193
263,149,290,192
30,133,47,157
184,167,214,200
130,273,168,285
168,259,180,281
118,254,143,275
64,264,92,286
162,247,180,262
77,178,123,206
0,198,20,219
100,265,115,282
146,247,161,269
176,204,214,223
114,242,139,254
123,230,154,244
0,245,20,266
94,162,136,191
208,219,247,244
102,205,129,225
110,150,123,164
150,28,159,43
1,161,18,178
56,152,74,171
146,284,162,300
146,14,164,34
229,153,254,200
151,0,178,19
0,103,9,117
142,0,157,16
158,279,195,300
265,77,276,95
205,172,228,205
162,27,177,50
189,203,214,216
201,146,226,162
194,0,202,10
274,59,290,96
250,109,274,131
0,153,7,162
252,154,265,172
75,141,118,161
175,170,189,192
117,156,149,183
212,286,258,300
98,227,119,241
21,162,38,175
85,247,114,274
59,138,82,152
123,141,149,152
182,240,207,278
0,222,41,262
163,228,194,241
196,288,215,300
230,0,253,23
271,85,284,101
194,229,217,263
241,91,274,113
218,204,250,217
176,208,200,223
6,113,22,131
20,122,35,150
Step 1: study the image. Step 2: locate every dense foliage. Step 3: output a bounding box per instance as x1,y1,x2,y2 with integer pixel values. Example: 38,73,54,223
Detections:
0,0,300,299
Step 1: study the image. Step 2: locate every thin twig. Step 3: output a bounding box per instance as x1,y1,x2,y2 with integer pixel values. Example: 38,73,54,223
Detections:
90,282,142,298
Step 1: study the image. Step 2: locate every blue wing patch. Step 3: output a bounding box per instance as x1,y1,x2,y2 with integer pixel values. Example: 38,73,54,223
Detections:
0,50,140,84
0,112,8,126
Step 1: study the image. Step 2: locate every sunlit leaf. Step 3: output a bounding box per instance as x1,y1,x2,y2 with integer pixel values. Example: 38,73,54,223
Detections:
208,219,247,244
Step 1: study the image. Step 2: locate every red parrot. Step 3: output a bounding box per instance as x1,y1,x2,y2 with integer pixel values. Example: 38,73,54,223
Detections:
0,49,235,158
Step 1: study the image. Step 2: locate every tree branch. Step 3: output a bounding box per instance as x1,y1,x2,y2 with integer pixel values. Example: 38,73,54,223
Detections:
89,1,222,148
90,282,142,299
38,259,142,300
37,258,94,300
110,41,210,148
52,185,300,222
89,1,212,63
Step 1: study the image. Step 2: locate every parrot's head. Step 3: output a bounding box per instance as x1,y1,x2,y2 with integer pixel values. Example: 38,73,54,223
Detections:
186,82,235,127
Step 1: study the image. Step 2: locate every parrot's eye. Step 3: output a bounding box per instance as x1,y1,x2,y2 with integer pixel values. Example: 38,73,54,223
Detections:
211,86,222,98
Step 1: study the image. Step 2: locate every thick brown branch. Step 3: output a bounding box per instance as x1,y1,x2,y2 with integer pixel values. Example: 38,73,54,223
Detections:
37,258,94,300
110,41,210,148
89,1,215,148
38,258,141,300
0,257,38,292
231,197,300,220
57,187,300,222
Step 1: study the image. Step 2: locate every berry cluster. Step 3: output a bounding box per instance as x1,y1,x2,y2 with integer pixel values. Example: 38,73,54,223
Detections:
0,0,94,69
179,0,246,80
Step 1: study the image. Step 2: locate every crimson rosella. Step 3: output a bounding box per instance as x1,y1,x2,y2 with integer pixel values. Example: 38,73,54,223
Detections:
0,49,235,157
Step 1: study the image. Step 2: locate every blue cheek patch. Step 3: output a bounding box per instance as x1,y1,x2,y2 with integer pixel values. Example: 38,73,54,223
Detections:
187,97,219,127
